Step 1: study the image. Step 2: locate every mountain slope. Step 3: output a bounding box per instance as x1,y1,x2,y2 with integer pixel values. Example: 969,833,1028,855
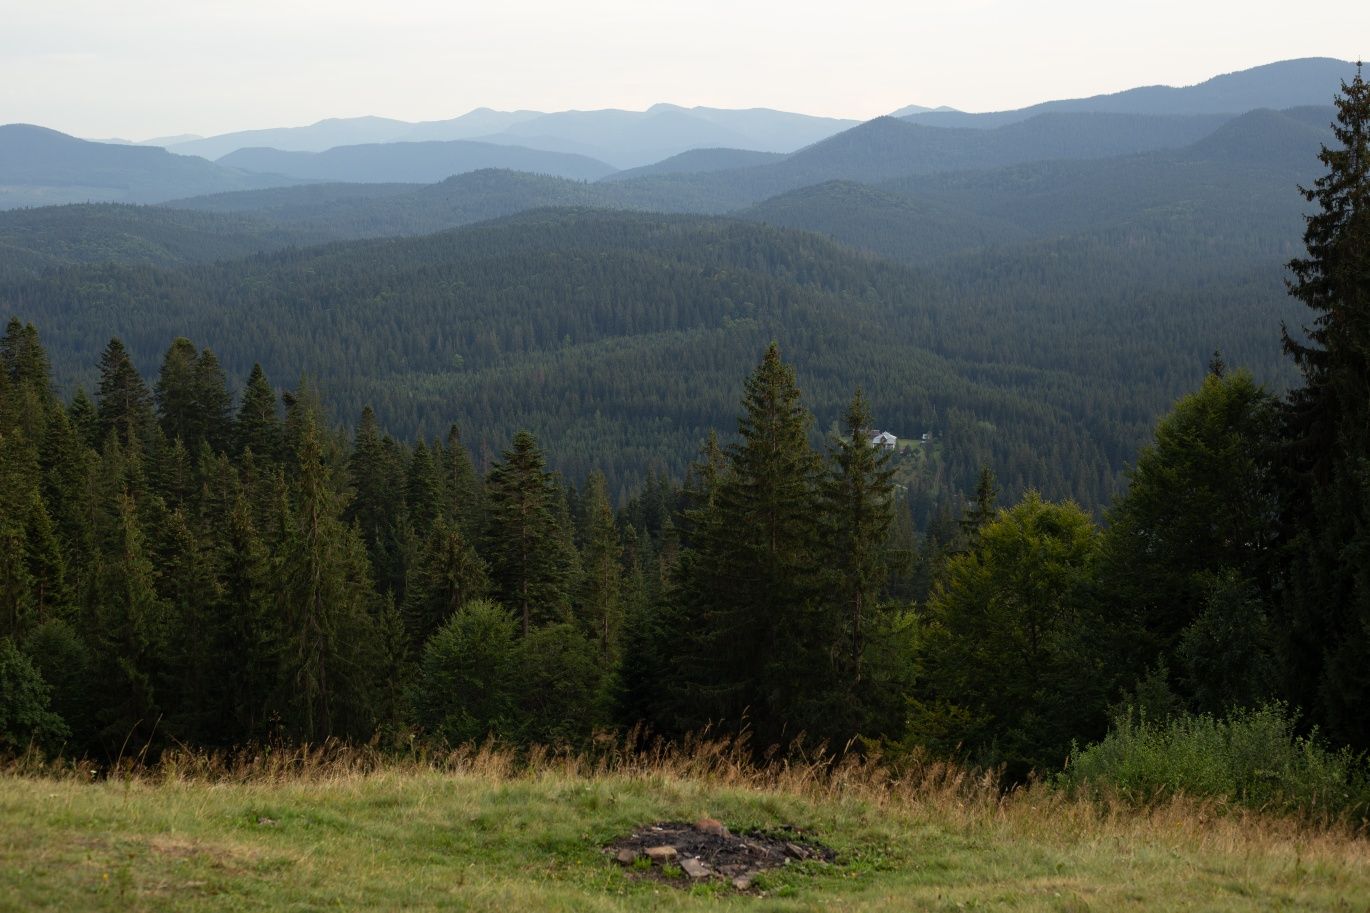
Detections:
0,203,335,276
601,148,786,182
219,139,616,183
609,111,1234,210
904,57,1356,128
738,181,1025,265
0,124,306,208
4,208,1304,508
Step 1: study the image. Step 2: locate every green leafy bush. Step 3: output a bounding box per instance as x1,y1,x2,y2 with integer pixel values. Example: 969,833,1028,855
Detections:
1062,703,1370,821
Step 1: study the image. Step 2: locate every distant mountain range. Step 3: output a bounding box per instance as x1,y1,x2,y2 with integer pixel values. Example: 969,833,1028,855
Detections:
0,57,1353,212
0,124,309,208
218,139,616,183
1,99,1328,280
159,104,860,169
901,57,1356,127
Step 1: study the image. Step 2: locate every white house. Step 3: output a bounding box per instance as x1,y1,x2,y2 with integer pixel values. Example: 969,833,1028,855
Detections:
868,430,898,450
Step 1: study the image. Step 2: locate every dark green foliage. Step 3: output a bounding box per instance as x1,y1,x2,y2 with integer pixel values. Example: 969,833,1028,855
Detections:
95,338,154,448
484,431,571,634
412,599,519,745
671,344,827,742
577,472,623,661
403,520,490,650
1095,370,1281,690
515,623,605,746
1,205,1305,514
235,364,281,462
821,390,897,682
1174,571,1278,715
0,638,69,752
88,490,167,750
912,493,1101,775
1064,704,1370,821
276,414,378,741
1279,67,1370,748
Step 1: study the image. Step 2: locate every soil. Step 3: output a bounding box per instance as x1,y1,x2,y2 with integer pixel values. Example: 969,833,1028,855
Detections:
605,820,835,889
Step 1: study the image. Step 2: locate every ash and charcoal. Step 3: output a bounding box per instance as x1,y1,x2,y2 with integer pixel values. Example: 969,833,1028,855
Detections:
606,818,834,889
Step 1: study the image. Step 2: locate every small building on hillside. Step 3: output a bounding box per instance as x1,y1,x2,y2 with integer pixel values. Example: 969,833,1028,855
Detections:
869,430,898,450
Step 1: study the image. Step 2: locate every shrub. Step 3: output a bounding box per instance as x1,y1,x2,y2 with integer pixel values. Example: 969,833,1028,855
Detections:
1062,703,1370,821
516,623,605,746
0,637,70,752
411,599,519,745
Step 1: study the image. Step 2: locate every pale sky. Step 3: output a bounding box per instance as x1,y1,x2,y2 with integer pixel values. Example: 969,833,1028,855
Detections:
1,0,1365,140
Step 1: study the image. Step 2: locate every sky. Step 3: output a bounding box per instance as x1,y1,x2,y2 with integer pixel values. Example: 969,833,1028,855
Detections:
1,0,1365,140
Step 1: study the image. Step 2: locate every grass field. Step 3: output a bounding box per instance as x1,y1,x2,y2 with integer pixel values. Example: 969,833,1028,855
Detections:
2,743,1366,912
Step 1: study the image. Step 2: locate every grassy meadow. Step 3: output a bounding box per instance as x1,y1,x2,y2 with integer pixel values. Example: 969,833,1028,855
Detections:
2,742,1367,913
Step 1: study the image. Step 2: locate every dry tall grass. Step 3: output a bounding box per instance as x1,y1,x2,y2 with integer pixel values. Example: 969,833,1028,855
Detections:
7,726,1365,866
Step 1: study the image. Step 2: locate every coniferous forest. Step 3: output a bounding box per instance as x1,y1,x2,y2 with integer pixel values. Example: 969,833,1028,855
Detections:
1,72,1369,828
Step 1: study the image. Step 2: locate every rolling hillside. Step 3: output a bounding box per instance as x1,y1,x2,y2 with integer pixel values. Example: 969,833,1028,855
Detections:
0,124,306,208
0,208,1304,506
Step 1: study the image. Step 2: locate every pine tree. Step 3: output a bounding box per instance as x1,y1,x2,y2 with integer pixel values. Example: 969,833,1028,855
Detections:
0,430,41,638
89,490,168,750
213,493,279,741
484,431,571,634
95,338,154,449
675,343,826,741
277,415,377,740
192,348,233,453
154,337,200,447
67,389,99,450
1280,65,1370,746
346,407,405,595
961,467,1000,539
406,440,442,539
440,424,483,539
236,364,281,462
822,390,897,676
403,519,490,649
577,472,623,661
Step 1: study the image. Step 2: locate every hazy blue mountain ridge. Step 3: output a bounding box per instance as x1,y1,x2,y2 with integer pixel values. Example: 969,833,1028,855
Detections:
217,138,617,183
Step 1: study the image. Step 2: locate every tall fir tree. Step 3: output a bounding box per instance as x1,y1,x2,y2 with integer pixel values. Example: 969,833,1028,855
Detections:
673,343,827,742
822,390,897,676
1279,65,1370,747
95,338,154,449
236,364,281,462
277,414,377,740
484,431,571,634
577,472,624,661
403,519,490,650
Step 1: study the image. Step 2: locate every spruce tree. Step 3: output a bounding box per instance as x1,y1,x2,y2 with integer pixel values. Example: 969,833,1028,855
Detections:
676,343,826,741
236,364,281,462
822,390,897,675
440,424,483,539
95,338,154,449
1280,65,1370,746
484,431,571,634
192,348,233,454
154,337,200,447
577,472,623,661
277,415,377,740
89,491,168,750
403,519,490,649
346,407,405,594
961,467,1000,539
213,493,279,741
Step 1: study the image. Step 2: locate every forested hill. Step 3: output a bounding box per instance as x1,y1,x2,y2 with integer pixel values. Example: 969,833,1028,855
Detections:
0,208,1302,509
